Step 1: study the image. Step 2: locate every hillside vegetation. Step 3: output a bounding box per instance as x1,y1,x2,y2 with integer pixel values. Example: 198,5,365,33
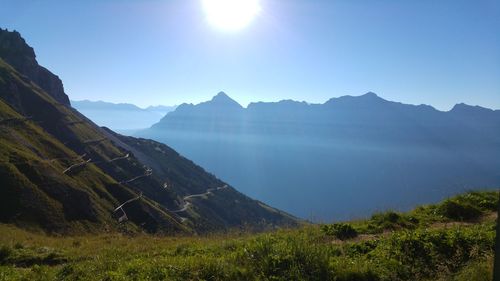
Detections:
0,28,298,234
0,190,497,281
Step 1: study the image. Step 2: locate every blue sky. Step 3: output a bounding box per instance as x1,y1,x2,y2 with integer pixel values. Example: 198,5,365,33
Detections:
0,0,499,109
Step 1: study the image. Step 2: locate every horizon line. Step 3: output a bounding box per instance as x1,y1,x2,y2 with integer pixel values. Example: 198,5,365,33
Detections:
71,92,500,112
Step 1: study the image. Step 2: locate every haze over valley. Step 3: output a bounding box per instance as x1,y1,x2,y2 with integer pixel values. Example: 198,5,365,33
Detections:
1,0,499,279
71,100,176,133
139,92,500,221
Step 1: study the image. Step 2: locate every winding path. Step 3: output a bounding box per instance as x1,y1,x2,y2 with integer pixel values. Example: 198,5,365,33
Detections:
62,158,92,174
170,184,228,213
113,192,143,223
112,185,228,224
118,168,152,184
61,153,129,173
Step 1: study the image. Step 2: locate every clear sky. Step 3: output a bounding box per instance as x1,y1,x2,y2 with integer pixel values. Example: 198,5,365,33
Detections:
0,0,499,110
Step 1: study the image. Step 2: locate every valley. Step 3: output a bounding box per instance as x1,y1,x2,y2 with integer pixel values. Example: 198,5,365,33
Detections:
139,93,500,221
1,0,499,278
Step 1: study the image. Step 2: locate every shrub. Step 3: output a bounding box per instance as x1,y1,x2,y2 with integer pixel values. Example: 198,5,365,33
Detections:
455,192,498,212
321,223,358,240
438,200,483,221
237,233,332,280
0,245,12,263
378,226,494,279
371,211,415,230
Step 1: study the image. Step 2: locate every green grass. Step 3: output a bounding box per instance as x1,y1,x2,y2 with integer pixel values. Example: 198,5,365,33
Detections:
0,190,497,281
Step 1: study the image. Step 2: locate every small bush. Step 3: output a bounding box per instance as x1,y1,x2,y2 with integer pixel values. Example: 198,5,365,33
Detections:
371,211,414,230
379,226,494,279
236,233,333,280
455,192,498,212
438,200,483,221
0,245,12,262
321,223,358,240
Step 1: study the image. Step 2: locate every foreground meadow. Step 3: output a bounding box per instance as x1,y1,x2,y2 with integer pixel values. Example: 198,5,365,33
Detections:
0,191,497,281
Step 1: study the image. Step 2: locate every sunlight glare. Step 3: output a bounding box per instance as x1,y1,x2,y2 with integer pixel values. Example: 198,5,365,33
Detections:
202,0,261,32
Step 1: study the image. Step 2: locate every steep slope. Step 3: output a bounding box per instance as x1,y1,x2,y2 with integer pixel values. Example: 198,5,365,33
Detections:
0,29,298,233
0,59,186,234
0,28,69,106
111,132,297,231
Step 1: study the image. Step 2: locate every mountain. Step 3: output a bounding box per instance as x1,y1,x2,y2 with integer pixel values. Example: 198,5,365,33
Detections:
145,105,176,117
0,29,69,106
158,91,245,133
140,92,500,221
71,100,176,132
0,28,297,234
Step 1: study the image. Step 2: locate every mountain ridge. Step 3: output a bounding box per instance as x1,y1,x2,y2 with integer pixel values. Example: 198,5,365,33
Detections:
0,28,70,106
0,29,298,234
149,91,500,145
158,91,497,118
140,91,500,220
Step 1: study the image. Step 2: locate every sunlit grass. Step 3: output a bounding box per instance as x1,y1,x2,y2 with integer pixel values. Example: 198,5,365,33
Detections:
0,191,496,280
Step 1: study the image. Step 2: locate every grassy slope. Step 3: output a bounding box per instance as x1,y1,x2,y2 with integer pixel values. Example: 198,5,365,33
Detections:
0,59,186,234
0,190,497,281
0,56,297,234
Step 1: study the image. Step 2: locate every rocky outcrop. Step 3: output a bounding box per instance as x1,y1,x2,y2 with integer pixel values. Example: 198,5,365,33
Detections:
0,28,70,106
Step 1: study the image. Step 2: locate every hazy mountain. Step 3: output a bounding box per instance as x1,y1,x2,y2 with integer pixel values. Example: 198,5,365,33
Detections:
0,29,297,234
71,100,176,132
145,105,177,117
140,92,500,221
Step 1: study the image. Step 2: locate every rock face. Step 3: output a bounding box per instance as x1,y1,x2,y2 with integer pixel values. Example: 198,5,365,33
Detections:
0,28,70,106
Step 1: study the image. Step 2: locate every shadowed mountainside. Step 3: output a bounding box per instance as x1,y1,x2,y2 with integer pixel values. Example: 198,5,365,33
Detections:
141,92,500,220
0,28,298,234
0,28,69,106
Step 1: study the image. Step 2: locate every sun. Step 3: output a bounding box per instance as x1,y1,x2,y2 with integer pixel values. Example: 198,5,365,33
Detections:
202,0,261,32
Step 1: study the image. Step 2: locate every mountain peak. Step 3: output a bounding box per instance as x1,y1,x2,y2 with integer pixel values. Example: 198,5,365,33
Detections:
0,28,70,106
212,91,231,101
362,92,379,98
209,92,242,108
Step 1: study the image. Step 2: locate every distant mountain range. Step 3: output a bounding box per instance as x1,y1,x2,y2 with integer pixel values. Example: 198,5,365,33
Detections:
71,100,175,132
139,92,500,221
0,28,297,234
